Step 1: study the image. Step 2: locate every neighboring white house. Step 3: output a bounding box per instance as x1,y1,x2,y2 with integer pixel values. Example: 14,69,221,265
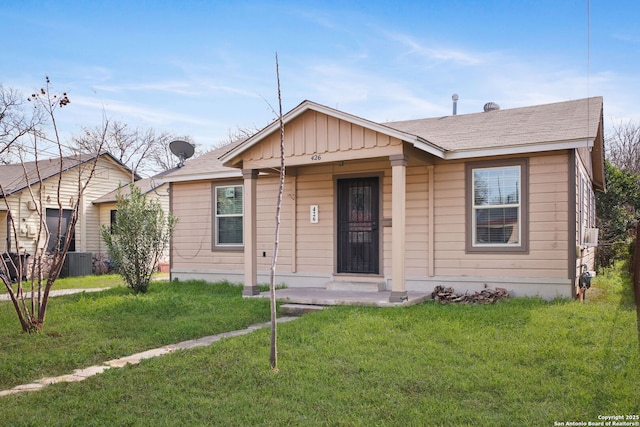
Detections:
0,152,138,276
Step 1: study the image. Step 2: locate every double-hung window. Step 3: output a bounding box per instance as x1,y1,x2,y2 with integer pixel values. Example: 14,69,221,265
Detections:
214,185,243,247
466,159,528,253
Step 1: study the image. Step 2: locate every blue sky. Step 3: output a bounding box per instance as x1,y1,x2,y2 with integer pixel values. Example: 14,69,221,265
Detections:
1,0,638,149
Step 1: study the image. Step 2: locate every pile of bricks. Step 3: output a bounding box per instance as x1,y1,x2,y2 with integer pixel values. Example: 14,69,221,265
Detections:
431,285,509,304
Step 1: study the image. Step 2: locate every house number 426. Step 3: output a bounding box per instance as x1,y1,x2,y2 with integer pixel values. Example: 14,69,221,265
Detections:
311,154,322,161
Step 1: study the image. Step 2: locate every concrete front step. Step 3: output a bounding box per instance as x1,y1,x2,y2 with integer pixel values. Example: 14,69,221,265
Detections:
326,280,385,292
280,304,325,315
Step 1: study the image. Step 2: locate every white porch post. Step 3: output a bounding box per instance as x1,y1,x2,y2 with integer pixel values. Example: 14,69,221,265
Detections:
242,169,259,296
389,154,408,302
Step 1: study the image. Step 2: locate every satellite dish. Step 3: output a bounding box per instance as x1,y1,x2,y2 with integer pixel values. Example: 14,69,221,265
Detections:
169,140,195,168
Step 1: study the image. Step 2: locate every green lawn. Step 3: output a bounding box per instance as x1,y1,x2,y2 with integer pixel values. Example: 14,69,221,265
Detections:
0,270,638,426
0,279,271,389
0,273,167,294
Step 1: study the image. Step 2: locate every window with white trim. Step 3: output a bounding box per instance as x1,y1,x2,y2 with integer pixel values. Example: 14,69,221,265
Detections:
214,185,243,247
466,159,528,253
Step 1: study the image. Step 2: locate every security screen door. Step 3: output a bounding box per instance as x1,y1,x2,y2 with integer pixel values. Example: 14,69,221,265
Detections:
337,177,379,274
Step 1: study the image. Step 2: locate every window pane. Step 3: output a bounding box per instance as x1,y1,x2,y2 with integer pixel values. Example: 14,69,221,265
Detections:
218,217,243,244
475,207,519,244
216,186,243,215
472,165,521,247
474,167,520,206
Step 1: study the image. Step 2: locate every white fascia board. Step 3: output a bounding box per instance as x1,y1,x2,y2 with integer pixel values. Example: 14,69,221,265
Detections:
162,170,242,183
411,138,446,158
444,139,593,160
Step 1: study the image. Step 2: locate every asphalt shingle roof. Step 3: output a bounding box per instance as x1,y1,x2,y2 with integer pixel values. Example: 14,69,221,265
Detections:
384,97,603,152
162,139,244,181
0,152,138,198
1,154,96,197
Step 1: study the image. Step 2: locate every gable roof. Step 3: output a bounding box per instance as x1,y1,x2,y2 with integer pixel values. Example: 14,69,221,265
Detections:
0,152,138,198
220,100,443,167
220,97,603,166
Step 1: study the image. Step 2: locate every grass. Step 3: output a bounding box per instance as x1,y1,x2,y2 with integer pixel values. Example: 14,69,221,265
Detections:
0,279,271,390
1,273,168,294
0,270,638,426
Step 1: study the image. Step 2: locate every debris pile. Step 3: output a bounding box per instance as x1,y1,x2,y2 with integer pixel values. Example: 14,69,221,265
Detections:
431,285,509,304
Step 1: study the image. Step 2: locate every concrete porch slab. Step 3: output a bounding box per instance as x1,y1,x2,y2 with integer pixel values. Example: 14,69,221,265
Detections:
253,287,431,307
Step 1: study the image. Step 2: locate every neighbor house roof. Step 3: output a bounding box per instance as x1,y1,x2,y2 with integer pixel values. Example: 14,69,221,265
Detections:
0,152,138,198
92,167,175,204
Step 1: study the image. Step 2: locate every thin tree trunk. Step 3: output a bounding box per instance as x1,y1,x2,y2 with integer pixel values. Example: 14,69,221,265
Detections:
633,222,640,345
269,53,285,371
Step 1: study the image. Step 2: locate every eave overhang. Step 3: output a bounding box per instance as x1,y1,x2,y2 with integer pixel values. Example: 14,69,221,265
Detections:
219,100,447,167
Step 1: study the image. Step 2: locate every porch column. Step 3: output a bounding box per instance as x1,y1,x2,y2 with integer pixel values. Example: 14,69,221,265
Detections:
389,154,408,302
242,169,259,296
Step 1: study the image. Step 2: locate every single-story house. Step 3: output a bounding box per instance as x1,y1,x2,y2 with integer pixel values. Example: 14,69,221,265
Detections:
165,97,605,300
0,152,138,276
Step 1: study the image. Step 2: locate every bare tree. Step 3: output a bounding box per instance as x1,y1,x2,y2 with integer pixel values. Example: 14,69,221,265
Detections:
222,125,261,146
71,121,191,177
606,120,640,176
148,134,197,171
0,84,43,164
0,77,103,333
269,54,285,372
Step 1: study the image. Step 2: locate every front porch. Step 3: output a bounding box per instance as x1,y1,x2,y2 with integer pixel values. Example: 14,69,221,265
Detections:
253,287,432,307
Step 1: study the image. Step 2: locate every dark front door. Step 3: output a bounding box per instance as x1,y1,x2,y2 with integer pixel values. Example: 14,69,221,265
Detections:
337,177,379,274
46,209,75,253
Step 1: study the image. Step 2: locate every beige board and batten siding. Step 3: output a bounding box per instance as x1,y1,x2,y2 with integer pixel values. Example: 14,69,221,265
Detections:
241,110,404,169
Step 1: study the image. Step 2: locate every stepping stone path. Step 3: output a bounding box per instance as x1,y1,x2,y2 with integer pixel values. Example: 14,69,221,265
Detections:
0,317,298,397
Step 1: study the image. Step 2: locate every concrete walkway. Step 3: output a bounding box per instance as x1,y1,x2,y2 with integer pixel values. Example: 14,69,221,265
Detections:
0,288,109,301
0,316,298,397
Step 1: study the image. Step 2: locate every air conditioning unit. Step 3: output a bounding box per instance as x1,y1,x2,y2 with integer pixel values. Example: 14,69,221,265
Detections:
61,252,93,278
582,228,599,247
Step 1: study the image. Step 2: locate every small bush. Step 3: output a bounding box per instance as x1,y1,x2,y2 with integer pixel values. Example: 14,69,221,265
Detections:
101,184,176,294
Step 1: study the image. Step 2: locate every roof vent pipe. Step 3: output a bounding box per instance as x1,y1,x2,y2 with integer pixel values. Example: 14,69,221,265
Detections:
452,93,459,115
483,102,500,112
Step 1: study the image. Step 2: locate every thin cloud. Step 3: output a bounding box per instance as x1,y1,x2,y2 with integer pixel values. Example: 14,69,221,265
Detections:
384,31,484,66
612,33,640,43
93,81,197,96
70,95,210,127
